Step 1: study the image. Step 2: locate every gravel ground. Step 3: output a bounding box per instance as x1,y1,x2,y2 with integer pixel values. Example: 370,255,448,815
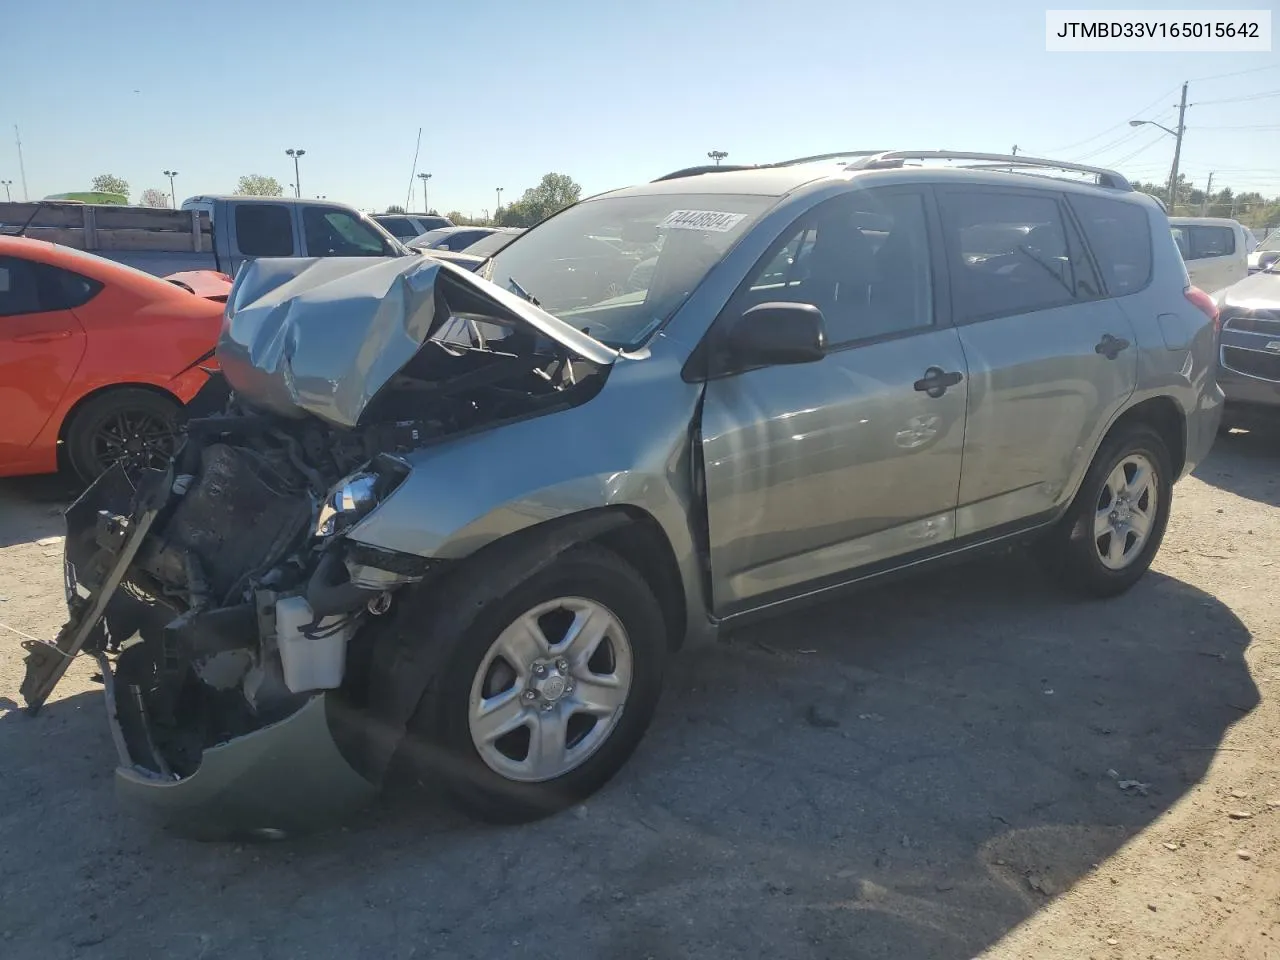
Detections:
1,431,1277,960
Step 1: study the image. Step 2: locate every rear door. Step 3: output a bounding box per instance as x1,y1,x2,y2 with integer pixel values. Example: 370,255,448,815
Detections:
699,187,969,615
229,202,297,271
935,187,1138,537
0,255,91,455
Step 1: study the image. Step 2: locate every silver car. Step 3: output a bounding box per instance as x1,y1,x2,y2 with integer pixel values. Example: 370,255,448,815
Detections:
20,151,1223,837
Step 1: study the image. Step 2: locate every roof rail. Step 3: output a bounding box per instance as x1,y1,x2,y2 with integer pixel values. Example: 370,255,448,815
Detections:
845,151,1132,190
769,150,889,167
652,164,757,182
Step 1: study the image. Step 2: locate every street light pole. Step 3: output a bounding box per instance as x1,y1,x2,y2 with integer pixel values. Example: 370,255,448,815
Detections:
707,150,728,165
285,148,306,198
1129,81,1188,213
496,187,504,217
1,180,11,202
418,172,432,213
163,170,179,208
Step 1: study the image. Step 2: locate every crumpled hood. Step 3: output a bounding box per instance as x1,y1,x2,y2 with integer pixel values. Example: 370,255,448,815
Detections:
1218,269,1280,310
217,255,615,429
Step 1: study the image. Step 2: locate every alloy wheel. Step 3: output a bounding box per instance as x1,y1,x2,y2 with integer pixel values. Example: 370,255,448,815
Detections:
468,597,633,783
1094,453,1158,570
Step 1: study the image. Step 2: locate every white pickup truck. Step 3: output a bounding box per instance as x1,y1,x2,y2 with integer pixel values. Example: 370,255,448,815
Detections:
0,195,408,278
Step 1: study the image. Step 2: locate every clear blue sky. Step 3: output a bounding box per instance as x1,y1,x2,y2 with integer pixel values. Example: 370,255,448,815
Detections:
4,0,1278,214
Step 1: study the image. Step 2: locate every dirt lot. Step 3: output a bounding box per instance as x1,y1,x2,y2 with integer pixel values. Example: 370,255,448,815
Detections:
1,432,1277,960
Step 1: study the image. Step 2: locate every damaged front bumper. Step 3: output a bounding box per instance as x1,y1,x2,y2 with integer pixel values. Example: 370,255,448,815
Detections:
106,679,376,841
20,464,378,839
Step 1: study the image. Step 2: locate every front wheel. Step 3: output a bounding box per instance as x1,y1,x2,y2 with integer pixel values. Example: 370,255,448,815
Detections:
404,544,667,823
1039,423,1173,598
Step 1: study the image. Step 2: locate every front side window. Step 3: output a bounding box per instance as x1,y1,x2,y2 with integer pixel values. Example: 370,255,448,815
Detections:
235,205,294,257
303,208,390,257
733,191,934,344
1068,194,1153,295
938,190,1098,322
1189,225,1235,259
482,192,774,350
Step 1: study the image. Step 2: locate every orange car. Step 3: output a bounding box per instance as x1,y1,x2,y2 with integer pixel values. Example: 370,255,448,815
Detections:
0,237,229,481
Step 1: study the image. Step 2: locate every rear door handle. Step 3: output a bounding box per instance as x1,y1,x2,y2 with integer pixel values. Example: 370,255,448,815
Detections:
913,366,964,398
12,329,73,344
1095,333,1130,359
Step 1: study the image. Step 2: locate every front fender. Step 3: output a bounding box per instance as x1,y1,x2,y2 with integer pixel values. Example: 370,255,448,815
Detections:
346,349,713,642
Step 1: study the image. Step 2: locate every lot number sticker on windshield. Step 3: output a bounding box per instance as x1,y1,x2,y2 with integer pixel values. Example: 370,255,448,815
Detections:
661,210,747,233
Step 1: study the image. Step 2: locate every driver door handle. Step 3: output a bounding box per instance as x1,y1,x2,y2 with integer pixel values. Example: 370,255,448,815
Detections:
913,366,964,398
1095,333,1130,359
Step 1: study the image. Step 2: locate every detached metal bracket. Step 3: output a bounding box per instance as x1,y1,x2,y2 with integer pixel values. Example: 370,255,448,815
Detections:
20,468,171,714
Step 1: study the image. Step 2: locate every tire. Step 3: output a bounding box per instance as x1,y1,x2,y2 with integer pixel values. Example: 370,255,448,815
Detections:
64,388,182,484
1039,422,1173,598
402,543,667,823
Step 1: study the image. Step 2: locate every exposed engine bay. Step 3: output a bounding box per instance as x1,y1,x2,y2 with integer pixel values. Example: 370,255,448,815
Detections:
19,254,613,795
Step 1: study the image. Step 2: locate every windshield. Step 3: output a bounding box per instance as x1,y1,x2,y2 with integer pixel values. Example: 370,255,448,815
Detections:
482,193,774,349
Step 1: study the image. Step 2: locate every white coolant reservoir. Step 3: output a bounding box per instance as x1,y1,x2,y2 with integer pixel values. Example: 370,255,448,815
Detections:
275,596,353,693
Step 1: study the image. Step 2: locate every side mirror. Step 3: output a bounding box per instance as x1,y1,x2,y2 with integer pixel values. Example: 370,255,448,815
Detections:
726,302,826,367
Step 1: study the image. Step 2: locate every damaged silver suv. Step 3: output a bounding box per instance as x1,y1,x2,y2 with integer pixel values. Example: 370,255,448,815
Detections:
21,151,1223,837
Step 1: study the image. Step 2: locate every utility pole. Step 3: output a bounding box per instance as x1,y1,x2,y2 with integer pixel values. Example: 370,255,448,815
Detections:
1165,81,1188,214
163,170,179,208
14,126,28,200
1200,171,1214,215
1011,145,1018,156
417,172,432,213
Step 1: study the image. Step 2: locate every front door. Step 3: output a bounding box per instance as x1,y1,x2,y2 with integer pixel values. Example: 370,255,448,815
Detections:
698,188,968,617
0,255,89,461
931,187,1138,536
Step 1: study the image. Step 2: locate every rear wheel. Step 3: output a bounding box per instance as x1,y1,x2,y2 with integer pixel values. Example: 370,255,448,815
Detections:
64,388,181,484
1039,423,1173,598
403,544,667,823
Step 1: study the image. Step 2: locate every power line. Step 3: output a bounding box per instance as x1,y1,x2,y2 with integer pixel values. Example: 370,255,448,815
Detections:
1189,63,1280,83
1194,124,1280,131
1109,132,1171,167
1041,85,1182,153
1192,88,1280,106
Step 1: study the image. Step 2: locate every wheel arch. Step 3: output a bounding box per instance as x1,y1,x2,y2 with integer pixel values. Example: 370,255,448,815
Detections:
452,505,690,652
1101,396,1187,479
56,381,184,444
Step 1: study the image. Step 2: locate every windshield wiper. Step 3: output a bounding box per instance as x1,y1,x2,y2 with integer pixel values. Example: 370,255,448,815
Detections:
507,276,541,307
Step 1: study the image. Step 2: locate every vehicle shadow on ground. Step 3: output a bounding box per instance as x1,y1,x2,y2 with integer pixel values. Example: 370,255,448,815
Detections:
1195,427,1280,507
0,555,1257,960
0,473,79,548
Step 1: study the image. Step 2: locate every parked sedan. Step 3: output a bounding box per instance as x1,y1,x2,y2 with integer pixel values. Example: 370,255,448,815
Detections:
372,214,454,240
0,237,225,481
408,226,523,253
1216,260,1280,431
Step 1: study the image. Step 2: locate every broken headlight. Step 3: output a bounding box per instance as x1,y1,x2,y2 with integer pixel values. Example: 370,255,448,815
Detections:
316,472,378,538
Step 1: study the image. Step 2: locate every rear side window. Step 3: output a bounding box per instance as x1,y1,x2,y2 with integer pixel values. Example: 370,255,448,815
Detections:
1068,195,1153,295
938,190,1101,322
0,256,41,317
234,204,295,257
1189,225,1235,259
0,257,101,316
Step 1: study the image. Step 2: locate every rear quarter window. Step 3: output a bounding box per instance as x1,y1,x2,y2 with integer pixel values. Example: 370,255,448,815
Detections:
1067,195,1154,295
